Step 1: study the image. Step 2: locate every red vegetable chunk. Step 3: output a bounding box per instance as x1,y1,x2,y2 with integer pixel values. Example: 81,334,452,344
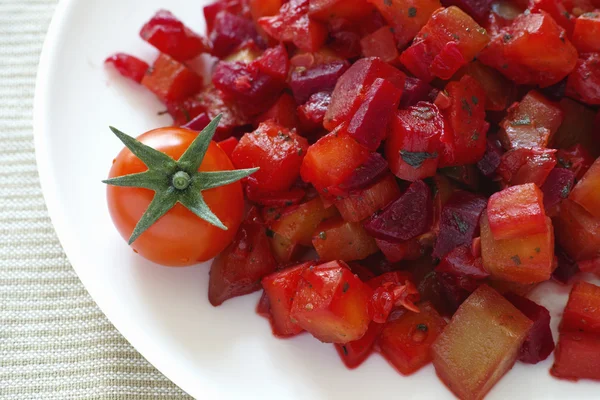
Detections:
141,53,203,103
436,244,489,279
386,103,445,181
337,152,389,192
297,91,331,131
360,26,399,63
570,157,600,218
554,199,600,261
529,0,575,35
333,174,401,222
552,98,600,158
255,93,299,130
210,10,262,59
438,75,489,167
313,217,379,261
255,44,290,82
487,183,547,240
556,144,595,181
560,281,600,334
289,61,350,104
431,285,533,400
217,136,238,159
540,168,575,216
455,60,516,111
376,236,431,263
433,191,487,259
496,147,557,187
259,0,328,52
309,0,375,22
400,77,434,108
364,180,433,242
290,261,372,343
262,262,312,337
552,248,580,284
105,53,149,83
232,121,308,194
504,292,554,364
209,209,277,306
335,321,383,369
324,57,406,131
566,53,600,105
499,90,564,150
140,10,210,61
379,303,447,375
477,136,504,177
479,12,578,87
572,11,600,53
551,332,600,381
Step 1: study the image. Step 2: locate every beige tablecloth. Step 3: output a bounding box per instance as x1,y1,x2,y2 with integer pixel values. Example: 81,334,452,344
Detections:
0,1,190,398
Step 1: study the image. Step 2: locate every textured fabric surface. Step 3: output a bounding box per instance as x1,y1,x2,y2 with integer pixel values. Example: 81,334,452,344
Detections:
0,1,190,398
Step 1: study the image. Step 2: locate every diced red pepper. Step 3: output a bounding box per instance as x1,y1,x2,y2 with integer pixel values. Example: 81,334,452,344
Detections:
555,199,600,261
504,292,555,363
401,7,490,81
105,53,149,83
499,90,564,150
258,0,328,52
368,0,442,49
217,136,238,159
479,12,578,87
313,217,379,261
208,209,277,306
529,0,575,36
560,281,600,334
480,212,554,283
140,10,210,61
262,262,312,337
572,11,600,53
141,53,203,103
569,157,600,217
551,331,600,381
438,75,489,167
290,261,373,343
335,322,383,369
379,303,447,375
324,57,406,131
333,174,401,222
487,183,547,240
386,103,445,181
432,285,533,400
300,127,371,192
566,53,600,106
360,26,399,63
556,144,595,180
232,121,308,194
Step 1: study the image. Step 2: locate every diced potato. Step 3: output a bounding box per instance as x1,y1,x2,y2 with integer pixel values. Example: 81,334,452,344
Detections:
333,174,401,222
313,217,379,261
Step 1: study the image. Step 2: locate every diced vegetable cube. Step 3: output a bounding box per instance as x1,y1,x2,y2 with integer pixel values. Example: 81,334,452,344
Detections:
210,10,261,59
209,209,277,306
552,248,580,284
335,322,383,369
560,281,600,334
554,199,600,261
566,53,600,106
529,0,575,35
262,262,312,337
289,60,350,104
337,152,389,192
454,60,516,111
105,53,149,83
572,11,600,53
400,76,435,108
570,158,600,218
431,285,533,400
324,57,406,131
504,292,554,364
477,136,504,177
333,174,401,222
487,183,547,240
436,244,489,279
141,53,203,103
540,168,576,216
552,98,600,158
556,144,595,180
480,212,554,283
376,235,430,263
499,90,564,150
255,93,299,130
551,332,600,381
290,261,373,343
360,26,399,63
297,91,331,132
379,303,447,375
269,232,302,264
386,102,445,181
313,217,379,261
497,147,557,187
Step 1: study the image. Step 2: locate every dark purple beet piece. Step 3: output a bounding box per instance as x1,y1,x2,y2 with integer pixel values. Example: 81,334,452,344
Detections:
432,191,487,259
182,112,210,131
552,247,580,284
338,153,389,191
504,292,555,364
297,91,331,130
209,11,262,59
363,180,432,241
438,272,479,314
541,168,576,212
539,78,567,102
441,0,493,25
289,60,350,104
477,136,504,177
436,244,490,280
400,76,433,108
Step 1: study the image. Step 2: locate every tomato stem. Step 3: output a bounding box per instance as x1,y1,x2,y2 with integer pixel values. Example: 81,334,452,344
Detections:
172,171,191,190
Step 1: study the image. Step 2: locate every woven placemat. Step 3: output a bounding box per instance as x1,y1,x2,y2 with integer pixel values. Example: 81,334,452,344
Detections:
0,1,191,398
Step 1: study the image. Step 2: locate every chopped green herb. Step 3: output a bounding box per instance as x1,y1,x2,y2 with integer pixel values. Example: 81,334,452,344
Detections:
318,231,327,240
400,150,438,168
461,99,472,116
511,255,521,266
342,282,350,293
511,116,531,126
408,7,417,17
472,96,479,105
452,212,469,234
265,228,275,238
416,324,428,332
535,247,541,253
561,183,572,198
342,345,349,356
503,34,513,43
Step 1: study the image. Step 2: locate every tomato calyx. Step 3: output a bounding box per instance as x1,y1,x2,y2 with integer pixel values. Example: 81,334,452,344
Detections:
103,114,258,244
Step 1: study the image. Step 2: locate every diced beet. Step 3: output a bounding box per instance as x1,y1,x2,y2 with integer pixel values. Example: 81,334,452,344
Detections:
552,248,580,284
337,153,389,192
504,292,555,364
333,174,401,222
297,91,331,132
556,144,595,181
212,61,285,116
399,77,434,108
477,136,504,177
181,112,210,131
376,235,431,263
105,53,149,83
433,191,487,259
497,147,557,187
364,180,432,242
210,11,262,59
437,272,480,313
256,290,271,319
140,10,211,61
540,168,576,216
289,61,350,104
329,30,363,59
436,245,489,280
346,78,403,151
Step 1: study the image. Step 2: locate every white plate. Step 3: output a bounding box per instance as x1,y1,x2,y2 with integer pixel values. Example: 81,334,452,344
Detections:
33,0,599,398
